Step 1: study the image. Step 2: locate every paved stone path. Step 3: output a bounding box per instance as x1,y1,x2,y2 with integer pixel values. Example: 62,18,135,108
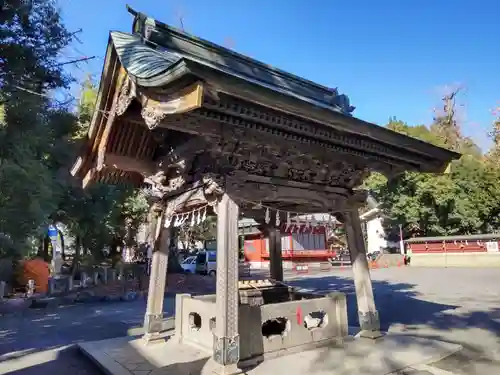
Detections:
79,333,461,375
2,267,500,374
0,298,175,374
288,267,500,375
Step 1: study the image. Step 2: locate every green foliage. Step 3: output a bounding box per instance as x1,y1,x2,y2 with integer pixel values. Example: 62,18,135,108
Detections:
387,117,445,147
2,0,499,259
0,0,73,255
365,118,500,239
178,215,217,249
0,3,150,258
486,110,500,167
0,0,72,92
58,81,149,257
75,76,98,139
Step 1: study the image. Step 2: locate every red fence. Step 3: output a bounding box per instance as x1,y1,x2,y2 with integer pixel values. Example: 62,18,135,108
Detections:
409,240,498,254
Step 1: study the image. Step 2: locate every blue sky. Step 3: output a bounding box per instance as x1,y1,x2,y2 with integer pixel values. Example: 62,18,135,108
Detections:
58,0,499,150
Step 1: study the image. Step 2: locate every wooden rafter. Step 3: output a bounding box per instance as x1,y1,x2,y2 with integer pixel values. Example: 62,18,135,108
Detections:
96,66,128,172
101,153,156,176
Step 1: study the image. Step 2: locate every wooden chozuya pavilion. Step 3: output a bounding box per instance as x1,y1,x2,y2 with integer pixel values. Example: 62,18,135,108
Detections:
72,6,459,372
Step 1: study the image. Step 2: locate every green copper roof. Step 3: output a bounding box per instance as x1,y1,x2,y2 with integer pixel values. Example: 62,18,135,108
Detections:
111,31,181,85
120,6,355,116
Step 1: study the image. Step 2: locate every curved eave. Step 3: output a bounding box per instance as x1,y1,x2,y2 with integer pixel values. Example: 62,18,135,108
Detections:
72,28,460,186
128,7,354,116
71,36,121,179
108,31,460,173
109,30,348,114
109,32,352,114
181,59,460,173
124,9,459,172
110,31,186,88
359,208,382,221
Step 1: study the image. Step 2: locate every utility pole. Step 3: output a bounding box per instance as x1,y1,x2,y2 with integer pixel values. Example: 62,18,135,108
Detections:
399,224,405,255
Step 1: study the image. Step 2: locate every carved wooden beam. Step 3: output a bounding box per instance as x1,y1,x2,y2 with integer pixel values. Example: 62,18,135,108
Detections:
158,172,363,222
121,112,214,138
82,168,95,189
96,66,129,172
158,136,208,169
163,177,223,216
191,106,434,170
224,175,345,213
189,66,456,167
121,110,418,177
102,153,156,176
138,81,204,130
241,173,350,196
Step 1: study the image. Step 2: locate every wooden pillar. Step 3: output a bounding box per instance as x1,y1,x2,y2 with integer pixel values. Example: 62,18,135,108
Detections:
343,208,381,338
268,228,284,282
213,194,240,371
143,207,171,342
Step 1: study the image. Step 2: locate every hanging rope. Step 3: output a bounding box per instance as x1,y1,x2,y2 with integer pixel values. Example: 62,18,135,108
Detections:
164,204,209,228
162,196,340,232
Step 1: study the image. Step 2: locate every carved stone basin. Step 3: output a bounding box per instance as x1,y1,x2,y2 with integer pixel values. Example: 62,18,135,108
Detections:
176,286,348,364
238,279,293,306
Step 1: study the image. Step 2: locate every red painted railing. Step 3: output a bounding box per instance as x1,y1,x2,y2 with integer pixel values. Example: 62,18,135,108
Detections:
261,249,335,259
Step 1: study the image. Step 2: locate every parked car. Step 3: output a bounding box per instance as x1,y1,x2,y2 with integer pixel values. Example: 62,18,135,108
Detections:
195,250,217,276
330,249,351,264
180,256,197,273
367,251,381,261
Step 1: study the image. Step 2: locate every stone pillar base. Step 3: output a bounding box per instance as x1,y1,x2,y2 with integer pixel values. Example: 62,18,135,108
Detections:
212,363,242,375
358,330,383,339
358,310,382,339
143,312,164,342
142,332,167,345
213,334,240,366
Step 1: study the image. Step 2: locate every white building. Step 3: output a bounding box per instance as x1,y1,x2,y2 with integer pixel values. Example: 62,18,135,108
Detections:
359,207,398,254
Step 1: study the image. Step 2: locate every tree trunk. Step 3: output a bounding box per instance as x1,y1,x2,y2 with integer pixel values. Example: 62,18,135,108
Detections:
58,230,65,259
109,236,121,257
42,235,50,262
37,235,44,257
72,235,81,278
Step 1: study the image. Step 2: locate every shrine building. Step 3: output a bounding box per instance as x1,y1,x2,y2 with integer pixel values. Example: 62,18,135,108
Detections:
71,6,460,373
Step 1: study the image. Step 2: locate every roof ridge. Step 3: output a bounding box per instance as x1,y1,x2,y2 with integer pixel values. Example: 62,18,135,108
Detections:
125,6,355,116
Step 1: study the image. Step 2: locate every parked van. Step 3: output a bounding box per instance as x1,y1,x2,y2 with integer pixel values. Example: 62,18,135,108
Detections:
195,250,217,276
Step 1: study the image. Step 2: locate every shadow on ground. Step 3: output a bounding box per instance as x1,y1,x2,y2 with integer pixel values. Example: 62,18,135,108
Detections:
5,346,102,375
0,299,161,374
3,274,500,374
0,300,152,358
287,275,500,334
287,275,500,374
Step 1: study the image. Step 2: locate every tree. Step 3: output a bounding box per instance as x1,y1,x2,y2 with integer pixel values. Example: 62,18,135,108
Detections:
0,3,154,264
178,215,217,250
0,0,73,255
59,78,149,263
74,75,97,139
486,105,500,166
365,117,500,240
430,88,463,151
